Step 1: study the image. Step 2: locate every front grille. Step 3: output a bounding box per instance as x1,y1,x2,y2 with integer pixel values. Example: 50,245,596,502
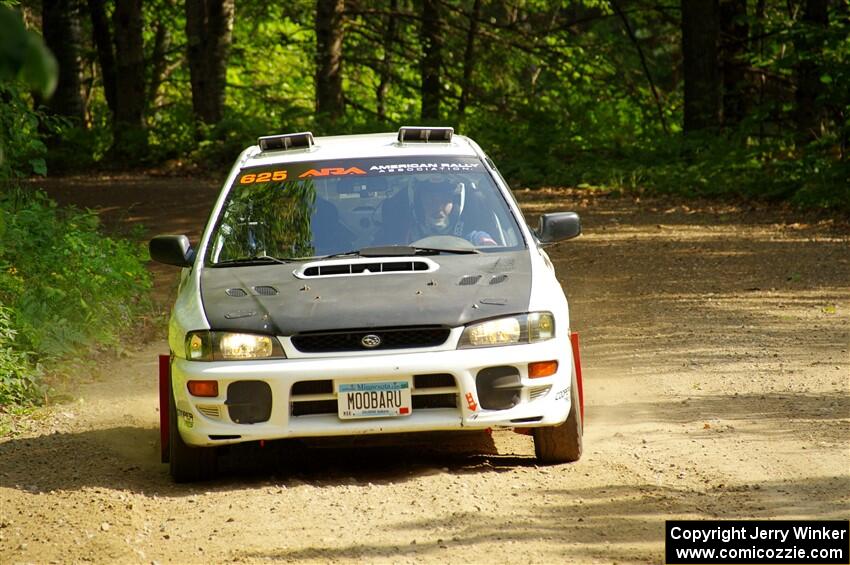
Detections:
291,327,450,353
292,399,337,416
412,393,457,409
290,373,459,417
414,373,455,389
291,380,333,396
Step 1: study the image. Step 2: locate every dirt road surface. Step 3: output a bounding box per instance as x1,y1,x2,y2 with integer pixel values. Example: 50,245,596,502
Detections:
2,176,848,564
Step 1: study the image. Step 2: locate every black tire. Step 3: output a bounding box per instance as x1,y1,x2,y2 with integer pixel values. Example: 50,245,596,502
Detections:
533,367,583,464
169,379,217,482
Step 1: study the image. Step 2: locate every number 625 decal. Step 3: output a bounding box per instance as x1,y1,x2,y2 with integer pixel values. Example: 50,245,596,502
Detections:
240,170,288,184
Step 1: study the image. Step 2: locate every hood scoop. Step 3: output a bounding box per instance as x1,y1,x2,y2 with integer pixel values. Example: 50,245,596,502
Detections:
253,285,279,296
295,257,438,279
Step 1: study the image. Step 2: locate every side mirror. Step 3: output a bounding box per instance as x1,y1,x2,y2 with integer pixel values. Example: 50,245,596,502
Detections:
149,235,195,267
537,212,581,244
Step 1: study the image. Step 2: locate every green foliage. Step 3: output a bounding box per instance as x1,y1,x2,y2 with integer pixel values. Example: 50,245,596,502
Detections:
0,189,152,360
0,305,44,407
0,83,54,179
0,5,57,98
2,0,847,214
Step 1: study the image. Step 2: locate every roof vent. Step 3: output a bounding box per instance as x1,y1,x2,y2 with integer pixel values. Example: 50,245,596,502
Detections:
398,126,453,143
258,132,314,151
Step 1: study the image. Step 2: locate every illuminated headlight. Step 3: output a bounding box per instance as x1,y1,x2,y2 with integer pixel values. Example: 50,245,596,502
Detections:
459,312,555,348
185,331,285,361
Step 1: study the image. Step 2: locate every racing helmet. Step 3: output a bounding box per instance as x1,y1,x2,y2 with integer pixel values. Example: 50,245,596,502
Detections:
411,176,466,235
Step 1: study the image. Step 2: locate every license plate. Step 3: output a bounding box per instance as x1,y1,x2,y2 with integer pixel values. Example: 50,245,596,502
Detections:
338,380,412,419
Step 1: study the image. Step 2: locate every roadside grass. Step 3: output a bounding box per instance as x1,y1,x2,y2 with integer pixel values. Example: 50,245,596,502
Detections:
0,187,153,422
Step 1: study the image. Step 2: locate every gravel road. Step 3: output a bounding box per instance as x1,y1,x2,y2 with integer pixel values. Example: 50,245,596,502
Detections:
1,177,848,564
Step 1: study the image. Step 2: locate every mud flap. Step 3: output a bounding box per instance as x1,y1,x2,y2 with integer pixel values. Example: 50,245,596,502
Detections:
159,354,170,463
570,332,584,423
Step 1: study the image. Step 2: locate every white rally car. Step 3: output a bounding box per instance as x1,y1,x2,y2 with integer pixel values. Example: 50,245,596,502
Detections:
150,127,584,482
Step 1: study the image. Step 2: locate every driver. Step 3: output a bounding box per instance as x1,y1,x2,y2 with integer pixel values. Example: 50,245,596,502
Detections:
412,178,496,246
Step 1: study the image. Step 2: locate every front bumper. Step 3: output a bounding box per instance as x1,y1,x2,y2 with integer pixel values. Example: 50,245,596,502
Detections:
171,339,573,447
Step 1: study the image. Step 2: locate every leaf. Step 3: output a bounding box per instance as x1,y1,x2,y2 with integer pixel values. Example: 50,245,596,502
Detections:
20,36,58,98
0,7,58,98
28,158,46,177
819,74,833,85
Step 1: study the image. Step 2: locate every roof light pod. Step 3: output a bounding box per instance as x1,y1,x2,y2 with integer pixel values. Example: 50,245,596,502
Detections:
258,132,314,152
397,126,453,143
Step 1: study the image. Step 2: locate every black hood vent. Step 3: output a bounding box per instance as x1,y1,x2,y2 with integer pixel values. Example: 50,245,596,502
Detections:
458,275,481,286
226,288,247,297
489,274,509,285
295,257,437,279
253,285,278,296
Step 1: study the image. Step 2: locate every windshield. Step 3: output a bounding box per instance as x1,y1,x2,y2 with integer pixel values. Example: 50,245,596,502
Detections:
206,156,525,265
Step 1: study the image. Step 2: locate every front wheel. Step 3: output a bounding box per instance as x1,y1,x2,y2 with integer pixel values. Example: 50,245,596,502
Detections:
533,367,583,464
169,379,217,482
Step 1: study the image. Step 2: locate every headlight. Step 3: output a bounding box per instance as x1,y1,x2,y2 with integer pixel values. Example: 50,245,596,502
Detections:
459,312,555,348
185,331,286,361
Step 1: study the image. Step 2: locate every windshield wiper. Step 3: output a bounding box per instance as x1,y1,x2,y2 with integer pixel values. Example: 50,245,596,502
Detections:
410,246,480,255
316,249,361,260
317,246,479,260
213,254,297,266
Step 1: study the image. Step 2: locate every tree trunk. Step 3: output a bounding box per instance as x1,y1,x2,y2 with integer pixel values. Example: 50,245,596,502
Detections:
376,0,398,122
147,18,171,113
41,0,86,123
87,0,117,115
315,0,345,122
112,0,146,151
456,0,481,126
186,0,235,127
420,0,442,121
682,0,721,132
719,0,749,128
795,0,828,142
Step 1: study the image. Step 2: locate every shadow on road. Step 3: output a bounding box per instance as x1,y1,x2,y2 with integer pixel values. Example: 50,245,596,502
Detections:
235,473,850,563
0,427,527,494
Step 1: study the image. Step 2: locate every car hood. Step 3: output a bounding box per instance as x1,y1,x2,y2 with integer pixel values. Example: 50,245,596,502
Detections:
199,251,532,334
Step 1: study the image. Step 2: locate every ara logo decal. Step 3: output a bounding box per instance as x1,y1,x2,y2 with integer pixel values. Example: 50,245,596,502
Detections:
298,167,366,178
465,392,478,412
